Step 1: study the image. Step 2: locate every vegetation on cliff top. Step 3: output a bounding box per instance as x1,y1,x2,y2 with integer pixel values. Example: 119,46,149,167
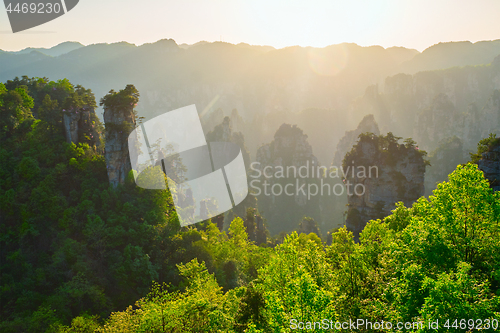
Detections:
470,133,500,163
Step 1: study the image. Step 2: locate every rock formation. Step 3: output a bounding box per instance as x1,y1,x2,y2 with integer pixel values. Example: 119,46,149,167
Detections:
101,85,139,187
255,124,318,206
103,104,136,187
332,114,380,167
297,216,322,238
477,138,500,192
254,124,322,234
343,133,427,240
206,116,251,169
350,55,500,153
424,137,468,196
62,105,102,147
348,56,500,197
205,116,255,225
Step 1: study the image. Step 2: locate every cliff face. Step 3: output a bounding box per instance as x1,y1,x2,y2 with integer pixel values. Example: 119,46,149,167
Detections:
103,104,136,187
351,56,500,153
332,114,380,167
348,56,500,196
254,124,321,234
206,115,251,169
205,116,255,224
256,124,318,173
344,134,427,240
477,139,500,192
62,105,102,147
424,137,467,196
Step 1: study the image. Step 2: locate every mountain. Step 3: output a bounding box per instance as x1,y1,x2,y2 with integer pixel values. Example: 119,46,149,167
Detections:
2,38,498,179
0,39,420,121
343,133,427,241
399,39,500,74
8,41,84,57
349,55,500,196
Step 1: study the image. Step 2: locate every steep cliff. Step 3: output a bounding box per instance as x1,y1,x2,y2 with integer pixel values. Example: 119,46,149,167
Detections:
206,115,251,169
343,133,427,240
351,55,500,151
256,124,318,170
254,124,328,234
332,114,380,167
424,136,468,196
101,85,139,187
62,105,102,147
475,135,500,192
349,56,500,196
205,115,255,225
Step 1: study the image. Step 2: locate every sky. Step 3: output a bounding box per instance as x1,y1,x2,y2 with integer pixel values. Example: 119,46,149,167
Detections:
1,0,499,52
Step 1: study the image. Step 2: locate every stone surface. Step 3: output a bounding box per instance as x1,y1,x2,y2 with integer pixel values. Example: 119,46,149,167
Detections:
332,114,380,167
103,105,136,187
62,105,101,147
424,137,467,196
344,135,427,240
350,55,500,154
477,141,500,192
255,124,318,207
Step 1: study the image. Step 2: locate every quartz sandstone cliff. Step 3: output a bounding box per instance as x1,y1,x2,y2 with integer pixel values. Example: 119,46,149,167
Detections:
351,55,500,153
103,104,136,187
255,124,318,207
62,105,102,147
101,86,139,188
332,114,380,167
254,124,323,234
344,134,427,240
477,138,500,192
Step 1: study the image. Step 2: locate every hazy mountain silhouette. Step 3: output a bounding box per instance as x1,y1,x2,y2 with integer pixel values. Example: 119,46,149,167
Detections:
1,41,84,57
400,40,500,73
0,39,424,125
2,38,499,165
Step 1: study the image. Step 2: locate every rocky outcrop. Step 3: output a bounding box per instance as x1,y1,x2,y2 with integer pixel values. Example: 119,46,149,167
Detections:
103,104,136,187
101,85,139,188
350,55,500,154
477,139,500,192
204,116,256,224
332,114,380,167
424,137,467,196
255,124,318,206
344,133,427,240
297,217,322,238
347,57,500,197
253,124,321,234
206,116,251,169
256,124,318,172
62,105,101,147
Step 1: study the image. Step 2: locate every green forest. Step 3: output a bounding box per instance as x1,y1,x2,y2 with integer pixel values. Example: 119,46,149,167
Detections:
1,77,499,332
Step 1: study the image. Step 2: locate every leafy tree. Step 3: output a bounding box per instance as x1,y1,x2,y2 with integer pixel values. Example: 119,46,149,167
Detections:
470,132,499,163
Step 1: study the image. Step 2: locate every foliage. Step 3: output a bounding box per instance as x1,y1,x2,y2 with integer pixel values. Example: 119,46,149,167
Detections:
470,132,500,163
85,163,499,333
99,84,139,111
2,78,499,332
343,132,430,169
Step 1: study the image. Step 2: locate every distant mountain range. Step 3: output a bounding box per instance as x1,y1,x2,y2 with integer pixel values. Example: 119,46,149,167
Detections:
2,39,498,115
1,38,499,165
400,40,500,73
0,41,84,57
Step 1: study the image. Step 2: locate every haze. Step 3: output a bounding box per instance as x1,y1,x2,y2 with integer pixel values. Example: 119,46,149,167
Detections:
1,0,499,52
